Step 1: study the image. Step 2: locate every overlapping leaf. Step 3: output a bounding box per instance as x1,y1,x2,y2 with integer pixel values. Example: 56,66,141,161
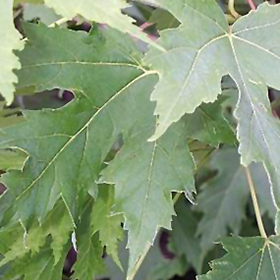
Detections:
0,199,73,268
184,98,235,146
0,24,195,279
103,233,187,280
91,185,124,268
101,115,196,280
3,242,69,280
73,203,105,280
0,102,23,128
144,0,280,230
0,4,266,278
44,0,162,50
0,23,153,223
196,148,276,252
0,0,24,104
172,198,203,273
198,236,280,280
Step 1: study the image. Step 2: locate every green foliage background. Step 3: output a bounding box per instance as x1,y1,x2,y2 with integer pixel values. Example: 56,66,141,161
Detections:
0,0,280,280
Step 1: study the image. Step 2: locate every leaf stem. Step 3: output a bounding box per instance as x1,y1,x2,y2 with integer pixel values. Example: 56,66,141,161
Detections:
196,147,216,171
228,0,241,19
226,13,237,24
48,17,69,28
246,0,256,10
173,192,182,204
244,166,267,238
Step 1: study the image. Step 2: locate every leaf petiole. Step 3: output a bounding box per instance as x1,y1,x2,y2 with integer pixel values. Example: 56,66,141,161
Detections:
228,0,241,19
244,167,267,239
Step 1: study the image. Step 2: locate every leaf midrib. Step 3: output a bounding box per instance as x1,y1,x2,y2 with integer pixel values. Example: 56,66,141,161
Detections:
21,61,146,72
15,71,152,206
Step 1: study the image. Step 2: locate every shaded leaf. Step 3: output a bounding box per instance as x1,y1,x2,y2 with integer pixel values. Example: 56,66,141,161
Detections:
0,149,27,171
102,233,187,280
196,148,276,252
73,203,105,280
3,242,68,280
0,102,23,128
0,199,73,267
149,8,180,30
185,97,235,146
172,198,203,273
91,185,123,268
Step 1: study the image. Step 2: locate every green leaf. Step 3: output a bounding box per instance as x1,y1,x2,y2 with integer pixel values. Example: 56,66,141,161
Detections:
0,0,24,104
44,0,163,50
145,0,280,231
197,236,280,280
0,23,195,279
185,97,236,146
0,23,155,223
196,148,276,252
14,0,44,5
0,102,23,128
146,251,186,280
23,4,61,26
73,233,105,280
195,148,249,252
144,0,229,140
101,116,195,280
0,199,73,267
3,242,68,280
171,198,203,273
102,233,187,280
73,203,105,280
0,149,27,171
149,8,180,31
91,185,124,268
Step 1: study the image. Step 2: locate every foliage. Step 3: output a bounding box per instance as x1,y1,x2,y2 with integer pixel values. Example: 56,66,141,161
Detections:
0,0,24,105
1,0,280,280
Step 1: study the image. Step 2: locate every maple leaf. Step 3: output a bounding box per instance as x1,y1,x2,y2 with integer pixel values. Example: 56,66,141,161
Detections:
101,116,196,280
171,198,203,273
0,23,154,223
0,0,24,104
0,21,246,280
0,199,73,268
196,148,276,253
0,23,195,278
73,202,105,280
184,97,235,146
197,236,280,280
91,185,124,268
44,0,163,50
3,242,69,280
144,0,280,230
